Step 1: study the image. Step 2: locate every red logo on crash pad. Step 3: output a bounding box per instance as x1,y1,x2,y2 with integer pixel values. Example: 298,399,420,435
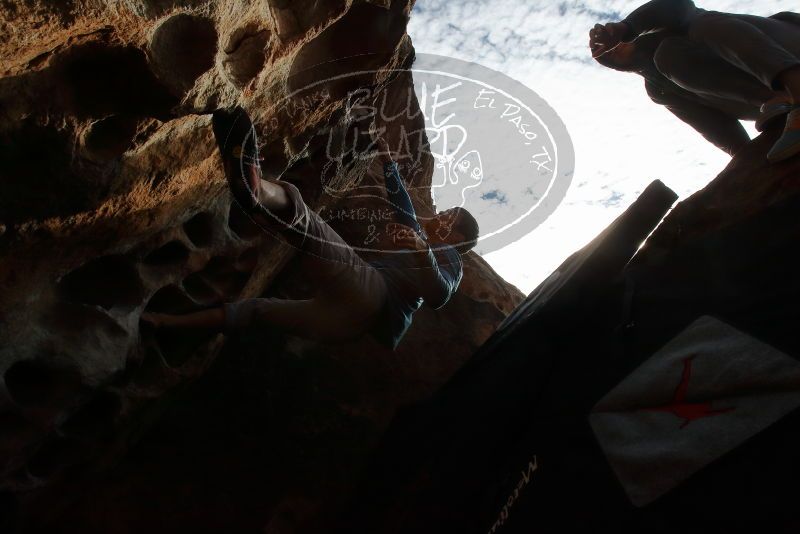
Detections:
589,316,800,507
643,355,735,429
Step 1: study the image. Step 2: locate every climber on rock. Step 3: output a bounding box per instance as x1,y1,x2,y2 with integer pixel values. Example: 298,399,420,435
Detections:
590,0,800,162
141,107,478,350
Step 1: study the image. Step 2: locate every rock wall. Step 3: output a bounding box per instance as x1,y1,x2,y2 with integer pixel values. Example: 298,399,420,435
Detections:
0,1,523,531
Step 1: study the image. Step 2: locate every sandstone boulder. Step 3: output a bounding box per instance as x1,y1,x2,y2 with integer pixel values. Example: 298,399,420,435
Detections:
0,1,522,531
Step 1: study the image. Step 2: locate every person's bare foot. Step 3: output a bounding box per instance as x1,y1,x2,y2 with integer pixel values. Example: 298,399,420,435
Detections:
589,21,630,58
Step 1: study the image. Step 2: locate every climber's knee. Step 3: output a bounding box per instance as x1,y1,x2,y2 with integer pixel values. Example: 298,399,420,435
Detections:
653,36,695,80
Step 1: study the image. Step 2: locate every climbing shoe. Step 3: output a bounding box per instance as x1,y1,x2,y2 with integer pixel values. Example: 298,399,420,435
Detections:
212,106,262,211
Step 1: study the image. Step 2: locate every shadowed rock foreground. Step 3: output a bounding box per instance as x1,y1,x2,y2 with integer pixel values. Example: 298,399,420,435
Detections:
37,123,800,534
333,130,800,533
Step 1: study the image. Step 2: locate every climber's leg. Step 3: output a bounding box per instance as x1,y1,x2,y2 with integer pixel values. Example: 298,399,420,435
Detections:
142,297,372,342
654,20,800,164
686,14,800,161
223,297,377,343
254,179,389,305
213,107,265,212
269,178,390,324
652,36,774,109
207,105,389,335
687,13,800,98
224,180,389,340
211,103,374,285
645,80,750,155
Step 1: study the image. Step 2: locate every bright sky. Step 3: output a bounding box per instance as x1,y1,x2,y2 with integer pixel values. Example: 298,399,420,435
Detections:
409,0,785,294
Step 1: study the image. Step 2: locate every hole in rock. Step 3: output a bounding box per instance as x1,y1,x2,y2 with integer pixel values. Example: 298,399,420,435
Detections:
60,390,121,439
4,359,83,408
81,114,139,161
228,202,262,240
287,3,404,99
222,24,270,89
202,256,236,275
0,119,87,225
55,42,177,120
0,411,29,441
150,13,218,95
143,240,190,267
57,255,144,310
236,247,259,272
183,211,216,247
27,436,84,478
108,362,136,388
132,344,172,385
46,302,128,339
145,284,201,314
154,328,215,368
0,412,32,461
182,273,221,304
196,257,250,297
151,170,170,187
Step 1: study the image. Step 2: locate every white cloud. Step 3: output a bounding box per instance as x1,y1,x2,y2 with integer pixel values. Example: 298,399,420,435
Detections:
409,0,784,293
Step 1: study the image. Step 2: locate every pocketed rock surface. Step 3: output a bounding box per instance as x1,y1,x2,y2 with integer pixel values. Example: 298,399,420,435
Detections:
0,1,524,530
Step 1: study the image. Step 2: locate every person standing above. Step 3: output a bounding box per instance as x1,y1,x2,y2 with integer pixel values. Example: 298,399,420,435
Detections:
590,0,800,162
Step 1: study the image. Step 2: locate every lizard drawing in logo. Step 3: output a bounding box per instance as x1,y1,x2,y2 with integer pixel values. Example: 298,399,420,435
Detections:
448,149,484,205
428,124,484,210
644,355,735,429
